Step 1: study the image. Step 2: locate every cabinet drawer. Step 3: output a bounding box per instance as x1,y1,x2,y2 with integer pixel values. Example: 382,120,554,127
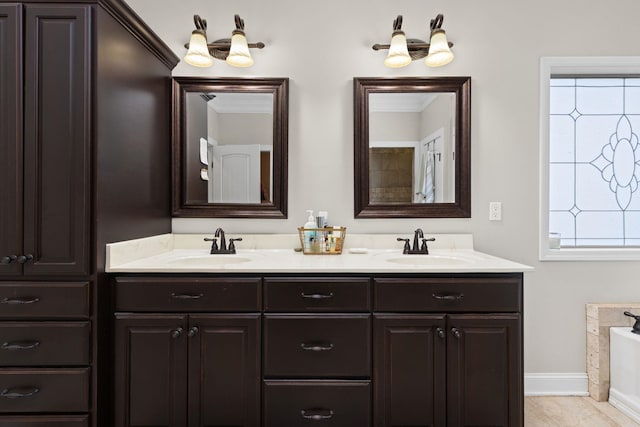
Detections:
374,276,522,312
0,368,89,413
114,277,261,312
264,277,370,312
263,380,371,427
0,322,90,366
0,283,89,319
0,415,88,426
264,315,370,378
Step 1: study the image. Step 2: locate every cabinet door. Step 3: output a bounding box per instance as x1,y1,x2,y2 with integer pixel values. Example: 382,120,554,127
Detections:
374,315,447,427
23,5,90,276
187,314,260,427
447,314,522,427
0,4,22,277
114,314,188,427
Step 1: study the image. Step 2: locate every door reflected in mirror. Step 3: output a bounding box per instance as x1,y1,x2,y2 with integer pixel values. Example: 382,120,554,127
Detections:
354,77,470,218
369,92,456,204
173,77,288,218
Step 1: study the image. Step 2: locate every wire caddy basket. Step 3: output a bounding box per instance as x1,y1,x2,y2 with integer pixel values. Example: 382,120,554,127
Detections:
297,227,346,255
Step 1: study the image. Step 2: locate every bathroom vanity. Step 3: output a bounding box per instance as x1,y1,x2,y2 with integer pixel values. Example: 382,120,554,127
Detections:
107,234,530,427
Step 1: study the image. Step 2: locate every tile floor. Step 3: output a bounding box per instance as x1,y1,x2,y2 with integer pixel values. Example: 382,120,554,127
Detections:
525,396,640,426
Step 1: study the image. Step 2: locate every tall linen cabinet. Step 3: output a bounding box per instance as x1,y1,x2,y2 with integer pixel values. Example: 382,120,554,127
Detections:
0,1,178,425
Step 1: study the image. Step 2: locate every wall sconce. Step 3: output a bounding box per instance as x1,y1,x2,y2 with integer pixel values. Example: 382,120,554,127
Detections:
372,14,454,68
184,14,265,68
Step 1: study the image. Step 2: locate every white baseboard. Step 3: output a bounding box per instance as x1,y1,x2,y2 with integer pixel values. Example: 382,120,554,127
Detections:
524,373,589,396
609,388,640,424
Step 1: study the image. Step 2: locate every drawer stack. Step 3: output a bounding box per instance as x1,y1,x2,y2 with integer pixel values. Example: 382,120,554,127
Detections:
263,277,372,427
0,283,90,426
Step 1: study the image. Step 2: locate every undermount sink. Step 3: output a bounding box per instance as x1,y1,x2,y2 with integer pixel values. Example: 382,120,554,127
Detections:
166,255,253,266
384,255,474,266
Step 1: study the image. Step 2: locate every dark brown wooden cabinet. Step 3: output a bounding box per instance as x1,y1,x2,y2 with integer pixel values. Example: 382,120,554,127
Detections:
374,315,447,426
113,278,261,427
373,275,523,427
446,315,521,427
112,273,523,427
1,4,90,277
262,277,373,425
0,1,179,425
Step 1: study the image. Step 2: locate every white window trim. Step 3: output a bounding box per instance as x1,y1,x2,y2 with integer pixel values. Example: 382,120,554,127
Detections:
539,56,640,261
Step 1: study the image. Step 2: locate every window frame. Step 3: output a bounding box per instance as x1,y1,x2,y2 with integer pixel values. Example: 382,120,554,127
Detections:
539,56,640,261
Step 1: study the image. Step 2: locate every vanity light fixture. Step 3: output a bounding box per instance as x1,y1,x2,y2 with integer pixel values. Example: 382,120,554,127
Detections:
184,14,265,68
372,14,454,68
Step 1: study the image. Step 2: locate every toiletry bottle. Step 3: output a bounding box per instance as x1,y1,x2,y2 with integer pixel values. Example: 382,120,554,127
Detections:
318,211,328,228
304,210,316,250
333,225,342,252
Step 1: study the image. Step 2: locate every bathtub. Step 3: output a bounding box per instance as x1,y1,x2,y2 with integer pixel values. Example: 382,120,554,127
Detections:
609,327,640,423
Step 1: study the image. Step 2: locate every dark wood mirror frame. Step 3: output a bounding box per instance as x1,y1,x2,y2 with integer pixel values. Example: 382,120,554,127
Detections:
172,77,288,218
354,76,471,218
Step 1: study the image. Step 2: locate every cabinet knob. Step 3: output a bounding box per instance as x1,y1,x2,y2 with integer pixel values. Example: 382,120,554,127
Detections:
16,254,33,264
188,326,199,337
171,327,184,339
437,328,446,339
0,255,17,265
451,328,462,339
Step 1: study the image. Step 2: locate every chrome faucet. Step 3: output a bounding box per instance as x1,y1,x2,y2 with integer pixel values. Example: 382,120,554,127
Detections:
397,228,436,254
204,228,242,254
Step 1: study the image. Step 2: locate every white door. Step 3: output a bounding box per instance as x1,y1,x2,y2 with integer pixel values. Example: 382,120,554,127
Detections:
209,144,261,203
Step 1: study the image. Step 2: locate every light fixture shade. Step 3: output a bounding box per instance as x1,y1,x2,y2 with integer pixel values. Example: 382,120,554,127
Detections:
184,31,214,67
226,32,254,67
425,29,454,67
384,32,412,68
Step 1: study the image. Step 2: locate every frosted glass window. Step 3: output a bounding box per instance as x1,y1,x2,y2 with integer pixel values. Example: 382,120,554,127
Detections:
548,77,640,247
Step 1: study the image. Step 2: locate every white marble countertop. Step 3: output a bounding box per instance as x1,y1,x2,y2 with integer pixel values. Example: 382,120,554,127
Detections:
106,233,533,274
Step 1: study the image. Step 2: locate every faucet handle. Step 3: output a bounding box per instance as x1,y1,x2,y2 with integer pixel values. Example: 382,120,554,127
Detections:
420,237,436,254
204,237,218,253
228,238,243,253
397,238,411,254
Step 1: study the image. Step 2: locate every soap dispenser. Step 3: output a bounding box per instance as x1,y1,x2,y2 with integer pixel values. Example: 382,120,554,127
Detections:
303,210,316,250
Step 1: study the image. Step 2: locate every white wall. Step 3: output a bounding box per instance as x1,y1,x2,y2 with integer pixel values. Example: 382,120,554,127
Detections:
126,0,640,379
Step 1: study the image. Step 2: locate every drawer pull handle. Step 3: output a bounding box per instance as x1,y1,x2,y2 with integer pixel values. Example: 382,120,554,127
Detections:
171,293,204,300
0,387,40,399
188,326,199,337
451,328,462,339
432,293,464,301
437,328,446,339
0,297,40,305
301,409,334,420
301,292,334,300
1,341,40,351
300,342,334,352
171,327,184,339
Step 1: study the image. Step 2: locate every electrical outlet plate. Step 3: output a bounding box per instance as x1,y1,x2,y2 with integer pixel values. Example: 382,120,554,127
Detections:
489,202,502,221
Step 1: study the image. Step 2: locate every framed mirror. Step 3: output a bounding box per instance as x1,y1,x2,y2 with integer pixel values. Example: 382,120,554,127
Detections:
172,77,288,218
354,77,470,218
